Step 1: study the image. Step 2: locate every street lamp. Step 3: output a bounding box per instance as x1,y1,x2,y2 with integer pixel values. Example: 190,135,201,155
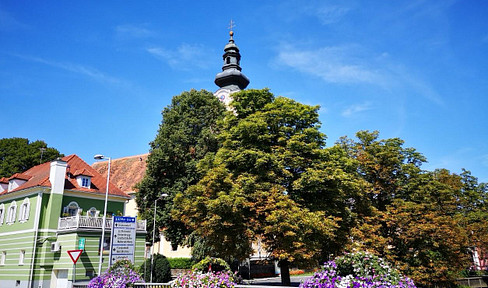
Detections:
150,193,168,283
94,154,111,276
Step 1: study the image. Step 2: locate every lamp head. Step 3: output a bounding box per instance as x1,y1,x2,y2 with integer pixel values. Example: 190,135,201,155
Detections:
94,154,105,160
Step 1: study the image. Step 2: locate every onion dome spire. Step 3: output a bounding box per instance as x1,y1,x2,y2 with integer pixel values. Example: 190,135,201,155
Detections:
214,22,250,92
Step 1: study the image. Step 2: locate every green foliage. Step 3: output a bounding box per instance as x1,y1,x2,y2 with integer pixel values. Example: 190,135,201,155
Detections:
0,137,63,178
192,256,230,273
173,89,340,286
139,254,172,283
141,88,487,287
168,257,194,269
135,89,226,245
339,131,486,286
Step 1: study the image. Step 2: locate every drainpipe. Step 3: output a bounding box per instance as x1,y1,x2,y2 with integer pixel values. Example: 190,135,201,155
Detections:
29,191,43,288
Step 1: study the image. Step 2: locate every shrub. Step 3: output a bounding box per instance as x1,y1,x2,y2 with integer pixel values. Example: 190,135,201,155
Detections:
300,251,416,288
88,260,144,288
139,254,172,283
192,256,230,273
171,270,236,288
168,257,194,269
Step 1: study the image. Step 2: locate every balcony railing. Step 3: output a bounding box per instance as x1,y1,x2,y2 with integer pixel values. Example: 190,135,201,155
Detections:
58,215,146,232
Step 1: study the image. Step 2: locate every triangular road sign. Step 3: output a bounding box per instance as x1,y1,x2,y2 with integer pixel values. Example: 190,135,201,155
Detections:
67,249,83,264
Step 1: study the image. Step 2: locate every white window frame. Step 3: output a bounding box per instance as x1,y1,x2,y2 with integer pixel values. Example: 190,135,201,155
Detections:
81,177,90,188
87,207,98,217
64,201,80,216
1,251,6,265
18,198,30,223
0,204,4,226
19,250,25,265
7,201,17,224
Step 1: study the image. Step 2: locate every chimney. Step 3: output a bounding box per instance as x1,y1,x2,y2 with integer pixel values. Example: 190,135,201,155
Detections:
49,158,67,195
45,158,68,230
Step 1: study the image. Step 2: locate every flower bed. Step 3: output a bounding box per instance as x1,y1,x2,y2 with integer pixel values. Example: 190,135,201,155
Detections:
300,252,416,288
171,270,237,288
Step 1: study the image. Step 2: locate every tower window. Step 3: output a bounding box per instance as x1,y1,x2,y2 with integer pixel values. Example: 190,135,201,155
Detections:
226,57,230,64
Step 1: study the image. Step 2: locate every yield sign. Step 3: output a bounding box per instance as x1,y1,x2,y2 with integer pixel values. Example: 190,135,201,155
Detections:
67,249,83,264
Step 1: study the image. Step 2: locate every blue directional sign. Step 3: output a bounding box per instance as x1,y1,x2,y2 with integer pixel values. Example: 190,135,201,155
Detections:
109,216,136,265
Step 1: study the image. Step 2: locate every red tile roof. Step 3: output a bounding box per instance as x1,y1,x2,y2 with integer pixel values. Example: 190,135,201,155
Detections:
0,154,129,198
92,153,148,193
73,168,94,177
8,173,32,181
0,177,8,184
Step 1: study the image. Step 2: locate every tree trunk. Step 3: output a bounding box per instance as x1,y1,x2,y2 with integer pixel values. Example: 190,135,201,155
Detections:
279,259,291,286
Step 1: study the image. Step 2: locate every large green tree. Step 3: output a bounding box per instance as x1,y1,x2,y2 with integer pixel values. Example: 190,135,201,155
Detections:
173,89,339,285
339,131,484,286
135,89,226,245
0,137,63,178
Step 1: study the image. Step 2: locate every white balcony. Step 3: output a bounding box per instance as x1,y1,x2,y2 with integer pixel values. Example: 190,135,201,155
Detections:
58,215,146,232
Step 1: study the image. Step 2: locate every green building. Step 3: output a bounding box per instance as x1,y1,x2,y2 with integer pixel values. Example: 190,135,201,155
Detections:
0,155,147,288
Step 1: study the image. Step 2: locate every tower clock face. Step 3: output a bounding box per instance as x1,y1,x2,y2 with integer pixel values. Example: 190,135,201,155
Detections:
219,94,226,102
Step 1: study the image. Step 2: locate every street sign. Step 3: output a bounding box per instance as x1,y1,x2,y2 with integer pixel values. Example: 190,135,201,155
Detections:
67,250,83,264
78,238,86,251
109,216,136,265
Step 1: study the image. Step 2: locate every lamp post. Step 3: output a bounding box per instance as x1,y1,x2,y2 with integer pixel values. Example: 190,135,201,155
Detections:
94,154,111,276
150,193,168,283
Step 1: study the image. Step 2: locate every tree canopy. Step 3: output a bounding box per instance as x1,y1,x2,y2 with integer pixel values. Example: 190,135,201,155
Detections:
338,131,487,286
0,137,63,178
173,89,340,285
140,88,487,287
135,89,226,245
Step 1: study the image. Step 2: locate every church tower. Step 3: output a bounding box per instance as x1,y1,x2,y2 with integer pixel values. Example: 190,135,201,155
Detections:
214,22,250,106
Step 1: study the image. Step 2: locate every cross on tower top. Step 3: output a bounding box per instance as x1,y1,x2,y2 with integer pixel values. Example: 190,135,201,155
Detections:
228,19,235,38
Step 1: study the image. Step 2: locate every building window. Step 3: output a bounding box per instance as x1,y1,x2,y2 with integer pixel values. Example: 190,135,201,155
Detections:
0,204,4,226
87,207,98,217
18,198,30,223
7,201,17,224
63,202,80,216
19,250,25,265
1,251,5,265
81,177,90,188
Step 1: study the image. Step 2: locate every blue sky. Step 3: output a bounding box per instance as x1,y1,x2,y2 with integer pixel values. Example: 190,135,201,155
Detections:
1,1,487,182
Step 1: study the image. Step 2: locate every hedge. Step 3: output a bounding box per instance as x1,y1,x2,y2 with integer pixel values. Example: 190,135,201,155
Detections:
168,257,194,269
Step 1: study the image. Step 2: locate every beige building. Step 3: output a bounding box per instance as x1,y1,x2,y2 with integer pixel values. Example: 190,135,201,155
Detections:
92,154,191,259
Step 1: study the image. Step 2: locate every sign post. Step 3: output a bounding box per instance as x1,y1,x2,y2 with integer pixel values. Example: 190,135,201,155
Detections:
109,216,136,266
67,249,83,285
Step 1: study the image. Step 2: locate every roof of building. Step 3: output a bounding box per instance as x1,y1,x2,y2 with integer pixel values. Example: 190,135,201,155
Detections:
92,153,148,193
73,168,94,177
8,173,32,181
0,177,10,184
0,154,129,198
